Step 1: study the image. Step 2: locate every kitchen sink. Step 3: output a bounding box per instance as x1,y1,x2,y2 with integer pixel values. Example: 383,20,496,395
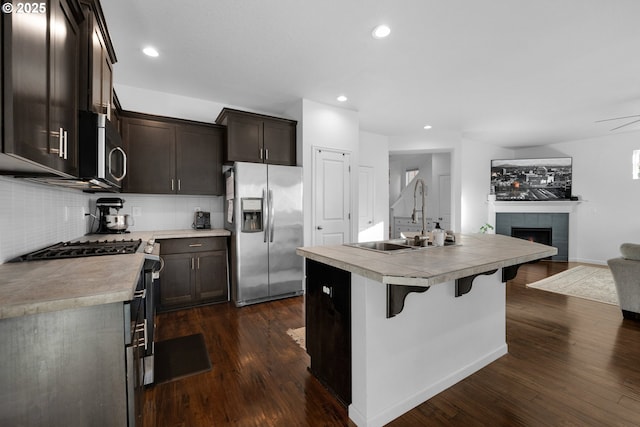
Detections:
345,237,458,254
347,241,414,252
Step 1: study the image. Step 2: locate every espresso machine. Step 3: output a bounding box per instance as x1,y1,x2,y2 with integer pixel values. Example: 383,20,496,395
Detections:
95,197,130,234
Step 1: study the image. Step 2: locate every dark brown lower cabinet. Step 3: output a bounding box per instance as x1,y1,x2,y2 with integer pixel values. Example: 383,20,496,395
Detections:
158,237,228,312
305,259,352,406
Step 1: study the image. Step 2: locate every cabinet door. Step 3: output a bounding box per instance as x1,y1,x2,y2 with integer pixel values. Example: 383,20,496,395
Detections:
195,250,228,302
263,120,296,166
7,4,49,166
176,124,224,195
90,26,112,116
101,54,113,118
226,115,262,163
49,0,80,175
90,27,103,113
159,253,195,309
122,117,175,193
305,259,352,405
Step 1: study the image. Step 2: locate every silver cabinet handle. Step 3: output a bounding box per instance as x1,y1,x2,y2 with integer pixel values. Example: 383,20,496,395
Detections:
197,257,200,269
63,130,68,160
260,148,263,160
109,147,127,181
58,127,64,158
188,243,202,247
265,148,269,160
191,257,195,270
171,179,174,191
178,179,181,191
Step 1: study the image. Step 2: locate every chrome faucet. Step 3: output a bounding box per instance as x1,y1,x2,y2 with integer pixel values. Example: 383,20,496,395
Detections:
411,178,427,236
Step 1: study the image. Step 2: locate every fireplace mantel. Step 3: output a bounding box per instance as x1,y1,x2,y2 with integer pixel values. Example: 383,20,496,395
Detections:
489,200,581,214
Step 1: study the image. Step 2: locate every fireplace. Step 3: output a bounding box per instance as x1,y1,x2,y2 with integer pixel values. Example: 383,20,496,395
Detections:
511,227,552,245
495,213,568,261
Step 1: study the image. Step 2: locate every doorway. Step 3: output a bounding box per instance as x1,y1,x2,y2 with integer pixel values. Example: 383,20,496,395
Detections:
388,152,451,237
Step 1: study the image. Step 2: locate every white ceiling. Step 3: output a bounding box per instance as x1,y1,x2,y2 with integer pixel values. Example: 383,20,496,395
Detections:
101,0,640,148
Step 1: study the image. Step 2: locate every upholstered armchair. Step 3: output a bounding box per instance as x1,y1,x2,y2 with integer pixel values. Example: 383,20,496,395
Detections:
607,243,640,320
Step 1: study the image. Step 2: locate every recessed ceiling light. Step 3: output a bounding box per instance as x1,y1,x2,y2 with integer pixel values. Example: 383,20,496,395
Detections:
142,46,159,57
372,24,391,39
337,95,348,102
423,125,432,130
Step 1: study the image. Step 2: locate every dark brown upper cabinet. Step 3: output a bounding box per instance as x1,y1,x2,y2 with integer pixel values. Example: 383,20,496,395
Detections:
215,108,297,166
78,0,117,120
121,112,225,195
1,0,83,177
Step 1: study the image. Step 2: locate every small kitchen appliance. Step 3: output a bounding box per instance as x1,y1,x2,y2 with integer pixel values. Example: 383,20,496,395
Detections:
193,211,211,229
95,197,131,234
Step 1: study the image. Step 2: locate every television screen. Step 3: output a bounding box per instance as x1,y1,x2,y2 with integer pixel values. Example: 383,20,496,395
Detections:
490,157,572,201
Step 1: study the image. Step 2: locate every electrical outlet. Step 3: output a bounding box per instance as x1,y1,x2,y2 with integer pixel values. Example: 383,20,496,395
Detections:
132,207,142,217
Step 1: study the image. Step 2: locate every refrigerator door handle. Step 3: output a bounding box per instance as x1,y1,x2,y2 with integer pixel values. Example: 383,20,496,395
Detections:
269,189,275,242
263,188,268,243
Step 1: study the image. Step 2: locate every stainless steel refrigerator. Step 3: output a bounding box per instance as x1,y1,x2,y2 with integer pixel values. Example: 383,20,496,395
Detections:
224,162,304,306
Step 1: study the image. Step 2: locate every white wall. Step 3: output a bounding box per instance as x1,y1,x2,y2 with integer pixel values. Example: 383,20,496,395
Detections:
389,153,432,205
514,131,640,264
115,84,226,123
358,131,389,241
460,138,514,234
300,99,360,246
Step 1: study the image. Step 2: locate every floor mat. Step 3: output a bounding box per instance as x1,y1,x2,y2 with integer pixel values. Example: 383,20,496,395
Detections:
154,333,211,384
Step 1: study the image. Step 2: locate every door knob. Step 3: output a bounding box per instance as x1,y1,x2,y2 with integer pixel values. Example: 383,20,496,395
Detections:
316,226,323,230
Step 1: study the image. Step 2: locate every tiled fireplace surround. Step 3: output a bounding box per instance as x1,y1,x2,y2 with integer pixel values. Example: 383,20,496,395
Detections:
489,201,580,262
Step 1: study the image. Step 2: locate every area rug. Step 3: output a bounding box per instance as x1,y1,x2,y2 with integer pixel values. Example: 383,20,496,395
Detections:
526,265,618,305
154,333,212,384
287,327,306,350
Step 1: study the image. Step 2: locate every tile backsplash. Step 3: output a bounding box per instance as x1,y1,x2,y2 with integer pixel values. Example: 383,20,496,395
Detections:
88,193,224,233
0,177,91,263
1,176,225,263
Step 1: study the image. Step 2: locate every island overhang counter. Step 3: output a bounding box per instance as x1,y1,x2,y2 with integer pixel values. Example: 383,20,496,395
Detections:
296,233,557,427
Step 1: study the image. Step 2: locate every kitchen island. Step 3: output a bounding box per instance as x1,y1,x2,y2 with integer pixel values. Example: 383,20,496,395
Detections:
297,233,557,427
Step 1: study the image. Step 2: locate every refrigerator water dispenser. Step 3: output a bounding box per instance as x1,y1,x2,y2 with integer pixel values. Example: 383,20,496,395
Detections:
241,198,263,232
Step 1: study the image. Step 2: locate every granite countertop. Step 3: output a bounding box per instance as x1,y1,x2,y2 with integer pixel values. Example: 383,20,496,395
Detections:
296,233,558,287
0,229,230,320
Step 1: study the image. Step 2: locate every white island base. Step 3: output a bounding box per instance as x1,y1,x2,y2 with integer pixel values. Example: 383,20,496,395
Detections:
348,271,507,426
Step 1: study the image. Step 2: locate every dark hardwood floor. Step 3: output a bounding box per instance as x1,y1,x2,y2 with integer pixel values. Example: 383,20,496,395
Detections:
144,262,640,426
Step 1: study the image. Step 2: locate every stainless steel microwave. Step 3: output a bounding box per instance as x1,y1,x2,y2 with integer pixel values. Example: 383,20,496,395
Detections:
78,110,127,190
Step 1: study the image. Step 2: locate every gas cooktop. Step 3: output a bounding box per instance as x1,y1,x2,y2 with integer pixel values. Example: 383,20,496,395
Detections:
10,239,142,262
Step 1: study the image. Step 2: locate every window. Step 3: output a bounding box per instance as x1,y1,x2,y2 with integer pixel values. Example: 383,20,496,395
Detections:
634,150,640,180
405,169,419,187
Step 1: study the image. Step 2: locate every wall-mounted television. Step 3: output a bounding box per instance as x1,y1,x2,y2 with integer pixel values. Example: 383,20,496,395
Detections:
490,157,572,201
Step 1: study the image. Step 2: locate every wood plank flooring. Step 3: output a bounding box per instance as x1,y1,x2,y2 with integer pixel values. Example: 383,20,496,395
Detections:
143,262,640,426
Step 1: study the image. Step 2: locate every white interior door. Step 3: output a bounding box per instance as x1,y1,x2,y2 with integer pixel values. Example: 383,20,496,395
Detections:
358,166,374,232
438,174,451,230
313,148,351,245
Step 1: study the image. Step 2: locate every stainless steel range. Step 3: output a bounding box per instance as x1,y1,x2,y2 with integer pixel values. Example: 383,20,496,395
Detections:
9,239,142,262
9,237,160,423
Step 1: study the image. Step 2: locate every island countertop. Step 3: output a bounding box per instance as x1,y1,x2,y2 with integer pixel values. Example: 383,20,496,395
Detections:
296,233,557,287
